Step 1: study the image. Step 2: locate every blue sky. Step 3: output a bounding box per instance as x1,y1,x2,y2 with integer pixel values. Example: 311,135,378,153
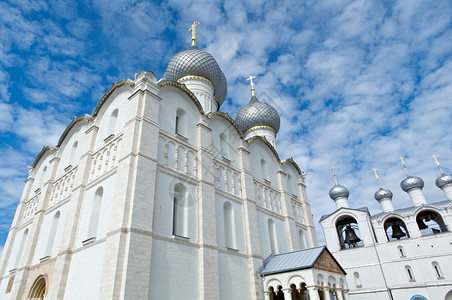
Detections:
1,0,452,254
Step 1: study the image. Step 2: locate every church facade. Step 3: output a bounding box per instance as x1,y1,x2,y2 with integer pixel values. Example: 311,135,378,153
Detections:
320,165,452,300
0,26,326,300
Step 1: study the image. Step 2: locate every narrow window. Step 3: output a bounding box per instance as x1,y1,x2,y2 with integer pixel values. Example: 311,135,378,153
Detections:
287,174,293,194
109,109,118,135
298,229,306,249
37,166,47,188
223,202,236,249
45,211,60,256
268,219,278,254
175,116,180,134
405,265,415,281
14,229,28,268
88,187,103,238
70,141,78,163
261,159,268,180
354,272,362,288
432,262,443,279
220,133,229,158
397,245,406,257
175,108,186,137
173,183,188,237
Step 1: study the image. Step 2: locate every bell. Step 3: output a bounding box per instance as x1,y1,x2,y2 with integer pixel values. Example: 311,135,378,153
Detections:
344,225,361,244
417,219,428,230
391,224,406,239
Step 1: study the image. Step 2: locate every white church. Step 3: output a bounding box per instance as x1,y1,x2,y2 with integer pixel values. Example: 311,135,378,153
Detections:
0,22,451,300
0,23,350,300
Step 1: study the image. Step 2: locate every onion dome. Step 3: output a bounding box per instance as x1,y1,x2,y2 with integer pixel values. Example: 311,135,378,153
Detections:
400,176,424,192
436,173,452,188
163,47,227,106
329,184,350,200
235,95,280,133
374,187,393,201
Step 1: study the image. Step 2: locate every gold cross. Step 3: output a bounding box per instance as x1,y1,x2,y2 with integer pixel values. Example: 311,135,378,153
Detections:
247,75,256,96
189,21,200,47
372,168,380,186
330,165,338,184
399,156,409,176
431,154,444,174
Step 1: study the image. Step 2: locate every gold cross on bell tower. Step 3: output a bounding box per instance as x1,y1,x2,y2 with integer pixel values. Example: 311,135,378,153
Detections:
432,154,444,174
400,156,410,176
330,165,338,184
247,75,256,96
189,21,200,47
372,168,381,187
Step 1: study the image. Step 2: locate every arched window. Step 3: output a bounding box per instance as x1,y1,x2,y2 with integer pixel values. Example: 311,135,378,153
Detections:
287,174,294,194
88,187,103,239
27,275,46,300
261,159,268,180
416,210,448,236
384,217,409,241
173,183,188,237
336,216,363,249
432,261,444,279
14,229,28,268
223,202,236,249
37,166,47,188
353,272,362,288
220,133,229,158
109,109,118,135
298,229,306,249
268,219,278,254
397,245,406,257
175,108,186,137
405,265,415,281
45,211,60,257
70,141,78,164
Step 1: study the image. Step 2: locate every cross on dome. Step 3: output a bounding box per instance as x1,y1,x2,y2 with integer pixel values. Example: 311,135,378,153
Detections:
247,75,256,96
189,21,200,47
399,156,410,176
330,165,338,184
432,154,444,174
372,168,381,187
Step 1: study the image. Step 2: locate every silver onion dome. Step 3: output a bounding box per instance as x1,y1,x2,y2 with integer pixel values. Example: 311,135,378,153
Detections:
329,184,349,200
436,173,452,188
235,96,280,133
400,175,424,192
374,187,393,201
163,47,227,106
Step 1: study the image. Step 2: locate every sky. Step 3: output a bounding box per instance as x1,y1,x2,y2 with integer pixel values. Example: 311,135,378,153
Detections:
1,0,452,256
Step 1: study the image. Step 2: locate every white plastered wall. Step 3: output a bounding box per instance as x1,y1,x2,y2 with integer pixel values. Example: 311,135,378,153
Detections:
215,195,245,251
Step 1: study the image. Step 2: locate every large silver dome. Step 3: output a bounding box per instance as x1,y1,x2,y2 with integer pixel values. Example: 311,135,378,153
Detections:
235,96,280,133
374,187,393,201
329,184,349,200
400,175,424,192
436,173,452,188
163,47,227,105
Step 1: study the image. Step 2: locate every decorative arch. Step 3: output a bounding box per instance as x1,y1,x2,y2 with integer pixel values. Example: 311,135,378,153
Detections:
92,80,135,118
28,275,47,299
383,217,409,241
45,211,60,256
223,201,236,249
207,112,244,139
415,209,448,236
159,81,205,115
56,115,89,147
335,215,363,249
247,136,280,162
282,157,303,176
268,218,279,254
87,187,103,239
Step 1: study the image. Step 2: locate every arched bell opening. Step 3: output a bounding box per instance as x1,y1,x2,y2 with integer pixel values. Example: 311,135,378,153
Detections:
28,275,47,300
383,217,410,241
336,216,363,249
416,210,448,236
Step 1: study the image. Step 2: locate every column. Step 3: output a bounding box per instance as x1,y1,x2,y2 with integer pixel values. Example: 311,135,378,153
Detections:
343,290,350,300
335,289,344,300
284,288,293,300
308,287,321,300
322,288,330,300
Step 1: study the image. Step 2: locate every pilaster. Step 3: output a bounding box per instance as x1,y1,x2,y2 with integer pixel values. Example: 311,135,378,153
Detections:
277,170,297,251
